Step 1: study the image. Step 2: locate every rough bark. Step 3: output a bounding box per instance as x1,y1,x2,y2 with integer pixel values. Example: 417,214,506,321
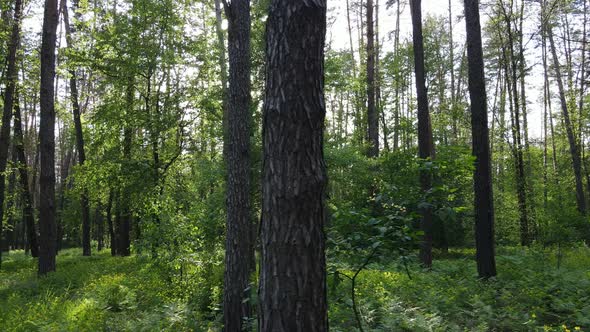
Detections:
464,0,497,279
410,0,434,268
259,1,328,331
222,0,253,330
39,0,59,275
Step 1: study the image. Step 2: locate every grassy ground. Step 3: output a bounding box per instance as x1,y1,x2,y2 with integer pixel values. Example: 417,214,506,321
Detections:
1,246,589,331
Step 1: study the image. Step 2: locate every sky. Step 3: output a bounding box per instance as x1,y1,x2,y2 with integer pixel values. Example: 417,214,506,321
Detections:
326,0,546,140
20,0,550,139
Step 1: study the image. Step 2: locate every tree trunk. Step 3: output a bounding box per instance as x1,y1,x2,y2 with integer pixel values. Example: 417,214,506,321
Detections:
0,0,23,268
410,0,434,268
259,1,328,331
498,1,529,245
39,0,59,275
106,190,116,256
14,91,39,257
62,0,91,256
214,0,229,161
548,25,587,215
119,78,134,256
366,0,378,157
222,0,253,330
464,0,496,279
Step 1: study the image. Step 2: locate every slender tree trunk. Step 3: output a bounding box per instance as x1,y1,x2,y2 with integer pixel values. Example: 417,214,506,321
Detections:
548,24,587,215
0,0,23,268
464,0,496,279
214,0,229,161
39,0,59,275
96,204,104,251
14,91,39,257
222,0,253,330
499,1,529,245
410,0,434,268
449,0,457,141
366,0,378,157
119,78,134,256
106,190,116,256
62,0,91,256
259,1,328,330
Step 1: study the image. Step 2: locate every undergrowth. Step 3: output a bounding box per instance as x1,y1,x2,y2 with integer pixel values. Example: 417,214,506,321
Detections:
1,245,589,331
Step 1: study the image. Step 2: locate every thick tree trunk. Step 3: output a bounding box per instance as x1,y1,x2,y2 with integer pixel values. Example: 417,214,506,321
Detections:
222,0,253,330
259,1,328,331
39,0,59,275
464,0,497,279
410,0,434,268
548,25,587,215
62,0,91,256
366,0,378,157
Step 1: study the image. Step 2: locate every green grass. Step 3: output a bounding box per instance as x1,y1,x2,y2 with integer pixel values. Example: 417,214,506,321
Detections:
329,246,590,331
0,249,216,331
1,246,589,331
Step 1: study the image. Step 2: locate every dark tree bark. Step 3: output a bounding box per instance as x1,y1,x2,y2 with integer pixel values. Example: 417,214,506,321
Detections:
366,0,378,157
464,0,497,279
14,91,39,257
410,0,434,268
0,0,23,268
259,1,328,331
221,0,253,330
39,0,59,275
62,0,91,256
96,204,104,251
548,24,587,215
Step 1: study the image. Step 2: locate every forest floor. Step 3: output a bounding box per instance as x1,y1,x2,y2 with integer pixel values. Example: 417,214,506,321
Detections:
0,246,589,331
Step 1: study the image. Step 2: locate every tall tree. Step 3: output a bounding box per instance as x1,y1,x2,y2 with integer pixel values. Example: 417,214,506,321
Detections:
259,1,328,330
464,0,496,279
62,0,91,256
221,0,253,330
366,0,378,157
14,91,39,257
38,0,59,275
0,0,23,268
547,18,587,215
410,0,435,268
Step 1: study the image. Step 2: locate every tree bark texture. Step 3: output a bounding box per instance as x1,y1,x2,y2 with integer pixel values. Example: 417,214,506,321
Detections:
222,0,253,330
39,0,59,275
410,0,434,268
259,1,328,331
464,0,497,278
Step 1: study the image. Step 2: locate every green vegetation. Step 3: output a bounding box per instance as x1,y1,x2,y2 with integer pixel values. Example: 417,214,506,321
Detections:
1,246,589,331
